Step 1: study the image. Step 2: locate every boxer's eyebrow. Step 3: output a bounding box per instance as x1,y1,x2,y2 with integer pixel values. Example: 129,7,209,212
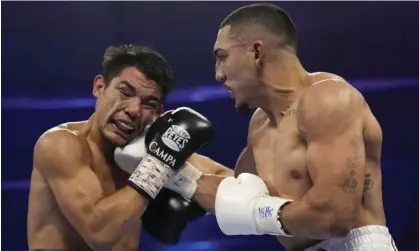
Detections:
119,81,136,92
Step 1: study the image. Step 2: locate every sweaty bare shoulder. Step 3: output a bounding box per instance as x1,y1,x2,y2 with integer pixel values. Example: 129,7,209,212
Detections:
297,79,366,137
248,108,268,133
34,127,91,177
310,72,347,84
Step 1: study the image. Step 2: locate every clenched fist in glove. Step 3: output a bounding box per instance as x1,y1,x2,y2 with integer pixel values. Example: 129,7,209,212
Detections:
215,173,293,237
120,107,213,200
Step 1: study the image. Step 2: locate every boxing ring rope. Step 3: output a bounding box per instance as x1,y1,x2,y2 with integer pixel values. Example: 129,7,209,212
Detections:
2,78,419,110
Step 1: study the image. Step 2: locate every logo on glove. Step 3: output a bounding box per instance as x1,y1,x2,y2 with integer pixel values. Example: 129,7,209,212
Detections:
172,177,185,186
161,125,191,152
149,142,177,167
258,206,273,219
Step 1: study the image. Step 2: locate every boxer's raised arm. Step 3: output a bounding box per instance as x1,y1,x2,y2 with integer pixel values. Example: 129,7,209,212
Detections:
34,130,148,251
280,80,366,239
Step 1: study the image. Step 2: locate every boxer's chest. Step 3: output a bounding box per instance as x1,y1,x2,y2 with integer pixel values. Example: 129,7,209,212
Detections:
250,116,311,199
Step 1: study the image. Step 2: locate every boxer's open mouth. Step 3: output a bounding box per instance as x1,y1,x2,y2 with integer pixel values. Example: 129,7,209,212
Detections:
111,119,135,136
225,89,233,99
223,84,233,98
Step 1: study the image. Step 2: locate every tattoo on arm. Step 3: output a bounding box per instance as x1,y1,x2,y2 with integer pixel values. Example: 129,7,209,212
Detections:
346,135,361,169
342,170,357,193
341,135,362,194
363,173,374,191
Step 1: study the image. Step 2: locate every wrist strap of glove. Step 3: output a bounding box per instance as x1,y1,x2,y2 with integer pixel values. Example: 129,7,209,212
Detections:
167,162,203,200
182,162,203,182
254,196,294,237
128,155,174,199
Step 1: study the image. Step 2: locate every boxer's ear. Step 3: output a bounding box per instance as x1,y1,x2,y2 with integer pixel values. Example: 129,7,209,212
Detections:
93,75,105,97
252,40,264,67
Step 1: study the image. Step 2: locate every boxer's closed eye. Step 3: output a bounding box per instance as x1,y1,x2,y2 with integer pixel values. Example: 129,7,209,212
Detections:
119,88,132,97
142,96,161,109
118,81,136,97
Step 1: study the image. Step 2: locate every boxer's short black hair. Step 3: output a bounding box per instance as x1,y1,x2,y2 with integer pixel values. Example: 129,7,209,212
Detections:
102,44,173,100
220,3,297,50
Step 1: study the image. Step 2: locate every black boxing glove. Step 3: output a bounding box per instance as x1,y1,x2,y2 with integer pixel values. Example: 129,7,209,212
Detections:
142,189,207,245
127,107,213,199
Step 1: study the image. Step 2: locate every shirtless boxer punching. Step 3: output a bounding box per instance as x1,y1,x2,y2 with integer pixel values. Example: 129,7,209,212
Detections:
116,3,397,251
210,3,398,251
27,44,232,251
99,4,396,251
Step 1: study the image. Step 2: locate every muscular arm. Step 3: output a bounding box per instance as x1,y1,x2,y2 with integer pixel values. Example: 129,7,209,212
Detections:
187,154,233,214
34,130,149,250
280,80,366,239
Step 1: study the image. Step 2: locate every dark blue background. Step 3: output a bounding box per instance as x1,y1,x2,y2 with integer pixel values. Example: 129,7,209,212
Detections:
2,2,419,251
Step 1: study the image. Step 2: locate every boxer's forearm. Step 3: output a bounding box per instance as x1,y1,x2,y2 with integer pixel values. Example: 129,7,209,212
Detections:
186,154,233,214
193,174,230,214
187,154,233,176
280,194,351,239
88,186,149,249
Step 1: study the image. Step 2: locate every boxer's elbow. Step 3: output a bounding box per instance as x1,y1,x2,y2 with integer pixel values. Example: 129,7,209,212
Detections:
85,227,117,251
308,198,357,238
84,216,118,250
327,203,358,237
83,229,111,250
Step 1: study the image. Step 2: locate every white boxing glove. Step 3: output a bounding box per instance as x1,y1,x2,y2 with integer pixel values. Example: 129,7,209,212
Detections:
114,129,149,174
215,173,293,236
114,130,202,200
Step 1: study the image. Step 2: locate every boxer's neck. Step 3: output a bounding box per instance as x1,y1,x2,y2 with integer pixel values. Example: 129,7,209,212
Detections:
257,54,309,124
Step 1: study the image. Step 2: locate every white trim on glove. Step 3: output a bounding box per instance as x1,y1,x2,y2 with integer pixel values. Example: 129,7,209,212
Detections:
253,196,293,236
164,161,203,200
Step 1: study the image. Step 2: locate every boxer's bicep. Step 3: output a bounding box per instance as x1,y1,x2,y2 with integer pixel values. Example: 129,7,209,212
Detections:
299,80,366,217
34,130,104,244
280,129,366,238
306,130,366,208
48,166,105,237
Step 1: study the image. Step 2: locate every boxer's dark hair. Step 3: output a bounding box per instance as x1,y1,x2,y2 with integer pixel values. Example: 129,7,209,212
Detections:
220,3,297,51
102,44,173,100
